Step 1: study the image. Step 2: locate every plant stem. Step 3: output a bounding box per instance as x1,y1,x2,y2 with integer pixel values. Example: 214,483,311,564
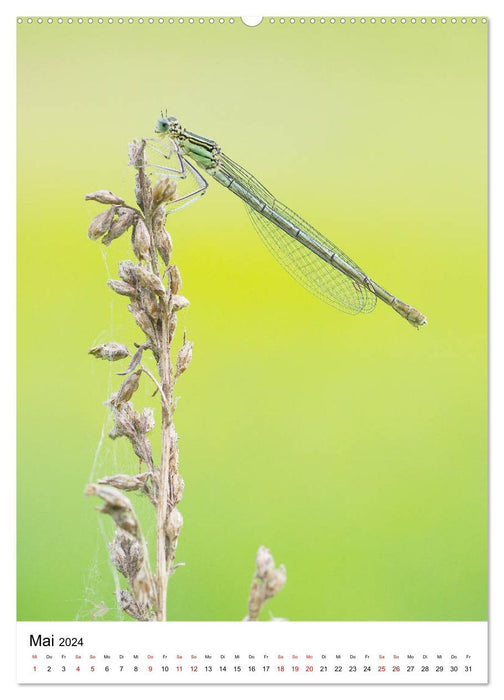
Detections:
156,298,172,620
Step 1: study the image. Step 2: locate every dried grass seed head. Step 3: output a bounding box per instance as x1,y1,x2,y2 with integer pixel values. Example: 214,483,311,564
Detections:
109,400,136,440
152,203,166,231
247,578,264,621
131,566,154,607
128,140,144,169
152,177,177,210
117,589,151,621
85,483,133,509
172,295,190,312
165,507,184,541
135,172,153,212
264,565,287,599
88,207,116,240
102,209,136,247
128,301,155,338
172,474,185,504
139,289,160,319
132,218,151,263
152,207,173,265
134,266,167,297
107,279,137,297
89,342,130,361
256,546,275,580
109,530,144,579
135,407,155,434
113,370,142,406
118,260,137,286
121,262,166,297
84,483,139,535
168,314,178,342
85,190,125,206
131,433,154,469
98,472,149,491
155,228,173,266
175,338,193,377
168,265,182,294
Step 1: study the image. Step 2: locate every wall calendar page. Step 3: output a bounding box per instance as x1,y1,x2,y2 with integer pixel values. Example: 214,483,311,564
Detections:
16,9,488,687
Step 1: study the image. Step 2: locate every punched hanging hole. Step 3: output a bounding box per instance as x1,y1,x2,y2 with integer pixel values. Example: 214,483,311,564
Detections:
241,17,263,27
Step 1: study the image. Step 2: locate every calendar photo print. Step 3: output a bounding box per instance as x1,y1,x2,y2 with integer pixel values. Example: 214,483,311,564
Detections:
16,13,487,684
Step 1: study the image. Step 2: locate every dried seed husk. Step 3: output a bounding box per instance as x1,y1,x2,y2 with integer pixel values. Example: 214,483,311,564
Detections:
152,177,177,209
118,260,137,286
131,433,153,468
172,474,185,504
133,147,153,211
168,425,179,475
131,566,154,606
132,218,151,263
135,407,155,434
265,566,287,599
172,295,190,312
165,507,183,541
168,314,178,342
108,400,154,469
85,190,125,205
139,175,153,212
256,546,274,580
117,590,139,618
114,370,142,406
247,578,264,621
109,401,136,440
245,547,287,620
99,473,150,491
88,207,116,240
84,484,139,535
128,301,155,338
107,279,137,297
119,261,165,296
102,209,136,246
128,140,144,168
175,338,193,377
131,264,166,296
152,204,166,233
140,289,160,319
134,175,144,210
168,265,182,294
117,590,151,621
154,227,173,266
109,531,144,579
88,342,130,361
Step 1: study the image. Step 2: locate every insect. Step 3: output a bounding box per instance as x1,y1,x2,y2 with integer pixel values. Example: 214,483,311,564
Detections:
153,115,427,328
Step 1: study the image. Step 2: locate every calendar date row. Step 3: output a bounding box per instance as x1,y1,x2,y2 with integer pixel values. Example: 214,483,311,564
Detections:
33,663,474,674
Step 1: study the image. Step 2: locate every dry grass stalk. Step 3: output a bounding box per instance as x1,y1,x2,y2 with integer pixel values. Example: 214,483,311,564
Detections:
245,546,287,621
85,140,191,621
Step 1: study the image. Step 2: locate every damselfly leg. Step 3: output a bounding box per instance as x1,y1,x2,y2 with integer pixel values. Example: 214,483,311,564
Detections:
145,138,208,214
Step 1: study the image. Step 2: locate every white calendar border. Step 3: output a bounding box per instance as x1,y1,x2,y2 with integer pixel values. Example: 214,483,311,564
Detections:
4,0,500,697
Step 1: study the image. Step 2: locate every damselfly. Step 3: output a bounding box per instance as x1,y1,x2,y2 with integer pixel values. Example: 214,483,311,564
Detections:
153,116,427,328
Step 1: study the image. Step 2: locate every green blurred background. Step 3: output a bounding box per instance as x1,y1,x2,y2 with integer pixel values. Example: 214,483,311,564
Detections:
17,18,487,621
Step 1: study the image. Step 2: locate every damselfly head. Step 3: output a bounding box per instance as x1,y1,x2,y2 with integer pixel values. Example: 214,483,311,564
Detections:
155,115,180,136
